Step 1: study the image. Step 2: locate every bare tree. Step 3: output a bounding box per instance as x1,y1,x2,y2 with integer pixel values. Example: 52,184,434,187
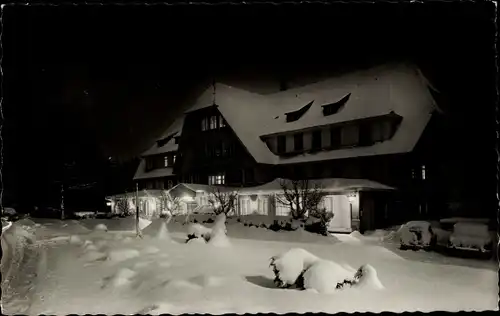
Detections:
275,179,325,221
208,187,238,216
158,190,182,224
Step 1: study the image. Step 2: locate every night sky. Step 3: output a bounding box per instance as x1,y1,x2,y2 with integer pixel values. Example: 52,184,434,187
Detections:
1,2,496,209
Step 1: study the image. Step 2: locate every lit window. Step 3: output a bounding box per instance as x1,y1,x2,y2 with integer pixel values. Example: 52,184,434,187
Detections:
411,168,416,179
209,173,225,185
220,116,226,128
209,116,217,130
164,156,169,167
173,154,176,164
421,165,426,180
201,118,208,131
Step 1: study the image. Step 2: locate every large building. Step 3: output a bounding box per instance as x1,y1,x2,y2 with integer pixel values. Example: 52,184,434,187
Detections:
131,63,446,231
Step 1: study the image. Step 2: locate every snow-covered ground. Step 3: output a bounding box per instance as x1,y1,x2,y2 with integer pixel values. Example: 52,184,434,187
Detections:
2,218,498,314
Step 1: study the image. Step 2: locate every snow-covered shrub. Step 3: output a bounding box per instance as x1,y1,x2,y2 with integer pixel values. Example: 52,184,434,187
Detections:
116,199,133,216
303,259,356,294
208,188,238,215
307,207,334,236
269,248,320,288
187,223,212,242
156,221,171,241
107,249,140,262
94,223,108,232
270,248,383,293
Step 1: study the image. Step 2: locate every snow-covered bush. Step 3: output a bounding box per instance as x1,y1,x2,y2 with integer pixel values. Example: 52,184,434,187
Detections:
270,248,383,293
94,223,108,232
208,214,230,247
269,248,320,288
208,188,238,215
187,223,213,242
186,213,229,245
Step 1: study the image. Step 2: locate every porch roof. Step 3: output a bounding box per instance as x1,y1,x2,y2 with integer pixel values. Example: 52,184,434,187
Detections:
237,178,396,195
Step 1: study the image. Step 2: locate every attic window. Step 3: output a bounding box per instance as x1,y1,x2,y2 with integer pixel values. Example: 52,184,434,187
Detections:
321,93,351,116
157,131,179,147
285,100,314,123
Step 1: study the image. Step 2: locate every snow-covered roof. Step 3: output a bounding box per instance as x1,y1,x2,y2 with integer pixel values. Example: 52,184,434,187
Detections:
140,117,184,157
238,178,395,195
179,63,435,165
172,183,241,194
133,160,175,181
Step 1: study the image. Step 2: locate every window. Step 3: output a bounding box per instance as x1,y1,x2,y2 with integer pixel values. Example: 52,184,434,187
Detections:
411,168,416,179
146,181,154,189
167,180,173,189
164,156,169,167
173,154,176,164
209,173,225,185
201,118,208,131
277,135,286,154
421,165,426,180
341,125,359,147
359,123,372,146
372,120,392,143
219,116,226,128
214,143,222,157
311,130,322,150
294,133,304,151
222,142,231,157
330,127,341,148
210,116,217,130
201,115,219,131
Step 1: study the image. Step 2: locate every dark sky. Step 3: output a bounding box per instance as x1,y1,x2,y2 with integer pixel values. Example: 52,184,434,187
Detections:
1,2,497,205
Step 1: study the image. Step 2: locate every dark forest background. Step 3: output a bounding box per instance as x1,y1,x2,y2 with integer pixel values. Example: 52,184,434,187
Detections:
1,2,496,211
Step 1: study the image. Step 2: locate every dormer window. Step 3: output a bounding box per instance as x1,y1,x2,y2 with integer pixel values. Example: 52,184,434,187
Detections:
322,93,351,116
285,100,314,123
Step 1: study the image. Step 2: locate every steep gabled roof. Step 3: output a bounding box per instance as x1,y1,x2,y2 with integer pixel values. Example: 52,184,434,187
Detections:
133,160,175,180
138,62,436,170
140,117,185,157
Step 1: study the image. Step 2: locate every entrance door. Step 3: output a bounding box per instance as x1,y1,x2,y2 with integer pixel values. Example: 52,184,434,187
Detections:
324,195,352,232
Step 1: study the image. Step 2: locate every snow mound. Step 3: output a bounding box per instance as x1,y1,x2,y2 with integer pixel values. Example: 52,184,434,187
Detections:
270,248,320,287
143,246,160,254
187,223,212,241
303,259,354,294
138,217,153,230
165,279,203,291
123,237,134,243
190,275,225,288
207,216,231,248
107,249,140,262
104,268,137,288
82,250,107,262
187,237,207,245
3,207,17,215
156,222,171,241
159,262,172,268
354,264,385,290
94,224,108,232
349,231,365,239
208,231,231,248
69,235,83,245
134,261,152,269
